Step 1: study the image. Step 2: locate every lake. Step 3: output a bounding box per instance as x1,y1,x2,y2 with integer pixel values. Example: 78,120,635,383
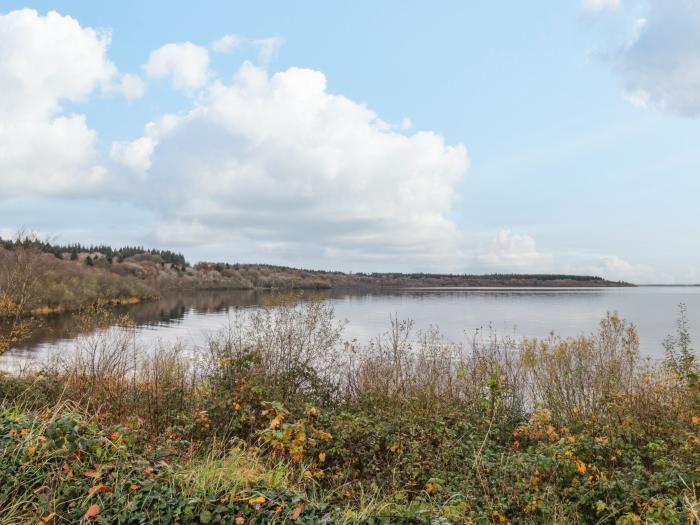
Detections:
2,286,699,371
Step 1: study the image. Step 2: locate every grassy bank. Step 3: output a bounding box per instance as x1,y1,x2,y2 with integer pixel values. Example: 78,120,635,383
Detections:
1,300,699,523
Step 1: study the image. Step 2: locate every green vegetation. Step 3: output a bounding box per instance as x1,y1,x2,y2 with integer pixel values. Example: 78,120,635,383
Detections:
0,236,188,267
1,298,699,523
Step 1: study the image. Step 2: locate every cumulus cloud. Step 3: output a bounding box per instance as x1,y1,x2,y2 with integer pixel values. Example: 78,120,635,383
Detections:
582,0,620,14
144,42,210,91
477,230,553,272
615,0,700,116
590,255,669,283
116,62,468,268
0,8,117,199
212,34,240,54
112,72,147,100
110,137,155,173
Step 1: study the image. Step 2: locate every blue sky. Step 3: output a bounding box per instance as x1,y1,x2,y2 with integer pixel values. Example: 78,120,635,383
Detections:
1,1,699,283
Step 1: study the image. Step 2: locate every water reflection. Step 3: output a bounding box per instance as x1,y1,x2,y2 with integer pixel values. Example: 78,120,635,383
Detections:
2,286,699,370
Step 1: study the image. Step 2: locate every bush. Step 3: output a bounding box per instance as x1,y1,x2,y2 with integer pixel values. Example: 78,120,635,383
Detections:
2,303,700,523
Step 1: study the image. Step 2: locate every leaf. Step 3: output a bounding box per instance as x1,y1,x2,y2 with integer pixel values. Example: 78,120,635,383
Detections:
62,462,74,479
199,510,212,523
291,502,304,520
143,466,154,474
84,504,101,519
83,469,100,478
88,484,113,496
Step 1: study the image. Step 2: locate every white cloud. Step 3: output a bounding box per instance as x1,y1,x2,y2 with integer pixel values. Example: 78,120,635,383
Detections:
592,255,669,283
253,36,284,66
582,0,620,14
120,62,468,269
113,72,147,100
155,219,211,246
0,9,116,199
614,0,700,116
110,137,156,173
144,42,210,91
212,34,240,54
477,230,553,272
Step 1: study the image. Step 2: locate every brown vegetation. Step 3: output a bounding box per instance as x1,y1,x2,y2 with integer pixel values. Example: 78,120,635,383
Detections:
1,300,699,523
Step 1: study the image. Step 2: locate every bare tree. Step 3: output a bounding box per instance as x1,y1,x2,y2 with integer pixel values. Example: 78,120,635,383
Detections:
0,231,44,354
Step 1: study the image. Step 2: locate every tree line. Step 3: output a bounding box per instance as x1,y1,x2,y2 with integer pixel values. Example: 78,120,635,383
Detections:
0,236,188,267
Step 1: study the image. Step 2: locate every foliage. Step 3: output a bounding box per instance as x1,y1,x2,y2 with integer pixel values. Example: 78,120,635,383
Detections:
1,302,699,523
0,235,188,267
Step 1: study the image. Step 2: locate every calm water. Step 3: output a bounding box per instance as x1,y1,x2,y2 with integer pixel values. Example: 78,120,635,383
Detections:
2,286,699,370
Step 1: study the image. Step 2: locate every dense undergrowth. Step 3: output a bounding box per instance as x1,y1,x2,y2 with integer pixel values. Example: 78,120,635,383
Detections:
1,299,700,523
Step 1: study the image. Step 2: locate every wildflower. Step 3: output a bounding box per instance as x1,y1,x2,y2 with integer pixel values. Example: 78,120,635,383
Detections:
248,496,266,505
426,482,437,494
564,450,573,457
575,460,587,474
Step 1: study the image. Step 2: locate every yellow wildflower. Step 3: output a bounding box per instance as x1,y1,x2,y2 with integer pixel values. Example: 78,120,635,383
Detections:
575,460,587,474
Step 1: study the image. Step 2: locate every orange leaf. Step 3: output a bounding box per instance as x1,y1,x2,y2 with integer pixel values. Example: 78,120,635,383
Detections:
143,466,154,474
62,462,74,479
84,504,101,519
291,502,304,520
88,484,113,496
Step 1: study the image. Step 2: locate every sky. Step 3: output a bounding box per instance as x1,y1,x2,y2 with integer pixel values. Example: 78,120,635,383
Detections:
0,1,699,283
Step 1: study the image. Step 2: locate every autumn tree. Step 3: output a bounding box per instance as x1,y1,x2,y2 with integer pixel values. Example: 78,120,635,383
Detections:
0,233,43,354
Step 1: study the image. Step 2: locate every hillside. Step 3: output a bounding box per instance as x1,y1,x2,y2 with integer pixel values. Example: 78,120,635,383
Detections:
0,238,631,313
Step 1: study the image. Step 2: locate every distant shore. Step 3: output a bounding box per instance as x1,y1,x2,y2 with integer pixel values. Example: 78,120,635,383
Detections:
1,238,632,317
